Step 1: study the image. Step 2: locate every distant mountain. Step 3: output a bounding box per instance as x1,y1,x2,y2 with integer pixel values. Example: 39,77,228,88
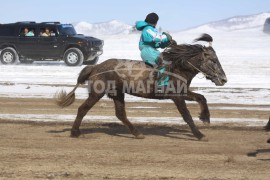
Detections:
189,12,270,32
73,12,270,36
74,20,132,36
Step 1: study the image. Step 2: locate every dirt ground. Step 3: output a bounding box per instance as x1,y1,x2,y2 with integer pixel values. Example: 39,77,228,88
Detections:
0,97,270,179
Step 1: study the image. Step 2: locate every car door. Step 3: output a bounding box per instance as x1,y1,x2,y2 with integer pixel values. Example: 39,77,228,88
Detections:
37,26,62,58
16,26,39,57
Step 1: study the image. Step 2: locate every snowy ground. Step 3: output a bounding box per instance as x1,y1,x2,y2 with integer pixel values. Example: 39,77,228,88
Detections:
0,114,267,127
0,27,270,126
0,27,269,105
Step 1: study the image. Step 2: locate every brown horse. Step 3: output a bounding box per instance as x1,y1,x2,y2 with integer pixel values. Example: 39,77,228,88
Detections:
55,34,227,141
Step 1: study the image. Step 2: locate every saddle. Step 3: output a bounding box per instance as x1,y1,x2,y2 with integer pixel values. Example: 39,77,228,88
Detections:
144,57,172,81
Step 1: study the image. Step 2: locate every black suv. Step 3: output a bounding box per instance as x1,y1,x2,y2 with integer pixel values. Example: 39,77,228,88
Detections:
0,22,103,66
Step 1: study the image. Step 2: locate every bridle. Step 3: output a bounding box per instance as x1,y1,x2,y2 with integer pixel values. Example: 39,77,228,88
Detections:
186,61,207,77
182,52,206,76
164,42,222,83
185,52,222,84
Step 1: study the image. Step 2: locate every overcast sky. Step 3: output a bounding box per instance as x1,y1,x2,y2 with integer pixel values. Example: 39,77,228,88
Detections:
0,0,269,30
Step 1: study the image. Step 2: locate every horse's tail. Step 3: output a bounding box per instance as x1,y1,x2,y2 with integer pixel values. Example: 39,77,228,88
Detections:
54,84,79,108
55,65,95,108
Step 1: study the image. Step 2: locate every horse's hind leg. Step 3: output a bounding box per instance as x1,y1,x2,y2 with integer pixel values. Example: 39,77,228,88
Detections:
185,90,210,124
71,93,103,137
111,93,144,139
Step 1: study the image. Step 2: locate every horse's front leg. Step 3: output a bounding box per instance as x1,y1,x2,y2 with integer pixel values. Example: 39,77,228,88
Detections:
172,97,207,141
184,90,210,124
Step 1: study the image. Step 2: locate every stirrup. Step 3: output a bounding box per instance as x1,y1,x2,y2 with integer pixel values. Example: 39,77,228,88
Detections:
156,85,167,93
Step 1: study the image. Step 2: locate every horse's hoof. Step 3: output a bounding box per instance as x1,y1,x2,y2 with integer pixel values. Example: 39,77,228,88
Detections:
135,133,145,139
70,129,81,138
199,136,208,142
199,114,210,124
132,129,145,139
200,118,210,123
203,121,210,126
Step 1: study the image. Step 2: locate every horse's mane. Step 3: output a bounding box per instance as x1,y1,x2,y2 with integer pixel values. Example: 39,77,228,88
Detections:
161,33,214,67
161,44,204,65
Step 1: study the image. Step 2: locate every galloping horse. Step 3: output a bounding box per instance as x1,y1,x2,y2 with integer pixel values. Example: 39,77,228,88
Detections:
55,34,227,141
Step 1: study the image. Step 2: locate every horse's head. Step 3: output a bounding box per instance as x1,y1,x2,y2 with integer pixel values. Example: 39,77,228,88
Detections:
193,34,227,86
198,46,227,86
162,34,227,86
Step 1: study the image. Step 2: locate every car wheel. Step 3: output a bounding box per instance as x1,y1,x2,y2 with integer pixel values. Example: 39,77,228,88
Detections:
83,57,99,65
63,48,84,66
0,47,19,65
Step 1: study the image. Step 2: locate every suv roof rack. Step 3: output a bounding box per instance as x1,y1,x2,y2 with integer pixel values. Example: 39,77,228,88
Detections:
40,22,60,24
16,21,36,24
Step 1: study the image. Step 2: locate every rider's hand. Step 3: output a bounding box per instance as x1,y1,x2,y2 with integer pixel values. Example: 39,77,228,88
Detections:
170,40,177,46
163,32,173,42
163,32,177,46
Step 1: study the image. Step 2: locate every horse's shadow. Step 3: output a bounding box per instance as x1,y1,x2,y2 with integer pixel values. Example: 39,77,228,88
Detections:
247,149,270,161
47,123,198,141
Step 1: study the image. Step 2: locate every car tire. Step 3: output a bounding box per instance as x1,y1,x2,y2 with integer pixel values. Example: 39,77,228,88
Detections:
63,48,84,66
0,47,19,65
83,57,99,65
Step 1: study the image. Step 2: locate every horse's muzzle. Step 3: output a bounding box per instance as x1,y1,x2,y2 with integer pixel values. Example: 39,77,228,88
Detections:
220,76,227,85
216,76,227,86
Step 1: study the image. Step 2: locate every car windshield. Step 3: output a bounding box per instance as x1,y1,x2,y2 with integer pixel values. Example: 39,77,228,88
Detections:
59,24,77,36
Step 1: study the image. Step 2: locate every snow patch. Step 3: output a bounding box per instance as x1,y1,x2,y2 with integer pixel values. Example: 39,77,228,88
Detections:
74,20,132,36
0,114,267,127
185,12,270,32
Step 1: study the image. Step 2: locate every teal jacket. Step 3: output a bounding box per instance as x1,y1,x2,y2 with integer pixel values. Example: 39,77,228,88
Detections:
135,21,170,86
135,21,169,50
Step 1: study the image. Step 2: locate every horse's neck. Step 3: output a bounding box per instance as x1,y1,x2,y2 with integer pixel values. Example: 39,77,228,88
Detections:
173,68,198,85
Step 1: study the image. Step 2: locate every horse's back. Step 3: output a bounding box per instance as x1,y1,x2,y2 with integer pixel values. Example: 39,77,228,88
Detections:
99,58,152,68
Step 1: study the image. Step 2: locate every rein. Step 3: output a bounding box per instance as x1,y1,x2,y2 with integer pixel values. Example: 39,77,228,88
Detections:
186,61,207,78
186,59,222,84
181,53,208,78
183,55,220,83
163,43,221,82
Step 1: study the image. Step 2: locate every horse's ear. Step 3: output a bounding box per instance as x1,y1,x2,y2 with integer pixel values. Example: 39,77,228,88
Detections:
201,47,210,60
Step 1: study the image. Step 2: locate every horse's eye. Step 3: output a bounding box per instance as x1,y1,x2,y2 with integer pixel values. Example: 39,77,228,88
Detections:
204,53,210,58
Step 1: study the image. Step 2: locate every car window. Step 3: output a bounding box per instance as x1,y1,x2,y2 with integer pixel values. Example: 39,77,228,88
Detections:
59,24,77,36
40,27,57,37
20,27,36,37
